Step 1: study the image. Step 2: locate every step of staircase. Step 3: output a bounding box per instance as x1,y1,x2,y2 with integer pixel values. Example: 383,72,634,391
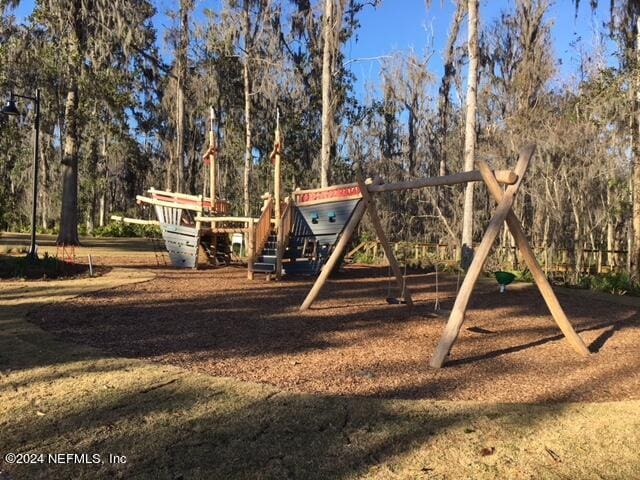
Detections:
253,262,276,273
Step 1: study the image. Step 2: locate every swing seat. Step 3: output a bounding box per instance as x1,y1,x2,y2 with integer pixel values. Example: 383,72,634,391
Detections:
386,297,407,305
494,271,516,286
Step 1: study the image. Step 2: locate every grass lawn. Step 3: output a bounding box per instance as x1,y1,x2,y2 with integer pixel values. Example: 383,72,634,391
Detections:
1,268,639,479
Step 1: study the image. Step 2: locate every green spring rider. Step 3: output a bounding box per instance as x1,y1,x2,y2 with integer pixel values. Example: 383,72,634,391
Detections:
494,271,516,293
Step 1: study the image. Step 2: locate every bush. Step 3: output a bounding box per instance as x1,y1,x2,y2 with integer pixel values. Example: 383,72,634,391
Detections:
93,222,161,238
588,272,640,296
511,268,533,283
0,253,89,279
352,251,377,264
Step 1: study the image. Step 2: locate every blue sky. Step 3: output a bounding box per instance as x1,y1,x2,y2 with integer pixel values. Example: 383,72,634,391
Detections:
10,0,614,100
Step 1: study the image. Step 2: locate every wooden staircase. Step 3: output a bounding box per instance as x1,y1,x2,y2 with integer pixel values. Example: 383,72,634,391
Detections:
253,230,278,274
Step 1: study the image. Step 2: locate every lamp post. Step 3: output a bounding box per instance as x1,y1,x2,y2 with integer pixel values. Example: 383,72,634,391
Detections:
1,89,41,259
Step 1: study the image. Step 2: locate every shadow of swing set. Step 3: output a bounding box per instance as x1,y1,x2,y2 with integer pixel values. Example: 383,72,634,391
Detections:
126,111,590,368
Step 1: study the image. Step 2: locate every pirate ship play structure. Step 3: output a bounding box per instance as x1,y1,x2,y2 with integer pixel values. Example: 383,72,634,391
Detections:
128,109,366,279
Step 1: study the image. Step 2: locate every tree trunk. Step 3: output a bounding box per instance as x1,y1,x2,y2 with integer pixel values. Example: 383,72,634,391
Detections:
460,0,479,269
174,0,191,193
607,185,614,266
99,134,107,228
175,84,185,192
57,86,80,245
40,133,48,229
632,16,640,279
243,0,252,217
320,0,334,188
99,194,105,228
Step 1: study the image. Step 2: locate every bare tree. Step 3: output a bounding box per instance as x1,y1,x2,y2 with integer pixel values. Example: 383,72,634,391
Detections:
461,0,479,268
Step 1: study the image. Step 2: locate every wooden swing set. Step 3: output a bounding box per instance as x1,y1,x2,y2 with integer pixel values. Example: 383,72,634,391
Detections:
299,144,591,368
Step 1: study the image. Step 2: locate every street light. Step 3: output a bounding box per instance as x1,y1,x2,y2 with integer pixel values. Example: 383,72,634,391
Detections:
1,89,41,259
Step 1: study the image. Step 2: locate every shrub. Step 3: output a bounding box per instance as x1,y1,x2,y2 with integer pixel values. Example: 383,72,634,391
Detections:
93,222,161,238
588,272,640,296
0,254,88,279
352,251,377,264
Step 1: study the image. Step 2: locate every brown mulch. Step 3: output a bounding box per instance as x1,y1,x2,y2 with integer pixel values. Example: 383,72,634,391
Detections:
32,263,640,403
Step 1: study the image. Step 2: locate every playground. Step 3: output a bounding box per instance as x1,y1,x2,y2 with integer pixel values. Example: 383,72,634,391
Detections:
2,0,640,474
2,256,640,479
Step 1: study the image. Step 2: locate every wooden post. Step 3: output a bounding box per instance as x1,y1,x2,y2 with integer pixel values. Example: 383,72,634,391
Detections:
275,198,289,280
300,198,368,311
247,220,255,280
193,194,203,270
209,107,216,208
355,170,413,305
430,145,534,368
476,158,590,358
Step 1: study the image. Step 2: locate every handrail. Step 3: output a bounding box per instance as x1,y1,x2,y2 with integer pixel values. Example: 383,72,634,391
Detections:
254,196,274,259
276,198,294,279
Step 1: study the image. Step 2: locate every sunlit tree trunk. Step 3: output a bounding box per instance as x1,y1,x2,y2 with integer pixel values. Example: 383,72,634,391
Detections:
57,3,81,246
320,0,334,188
58,86,80,245
174,0,192,193
632,15,640,278
460,0,479,268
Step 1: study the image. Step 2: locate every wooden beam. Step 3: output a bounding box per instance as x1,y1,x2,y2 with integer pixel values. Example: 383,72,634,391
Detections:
194,216,258,223
294,182,359,195
137,195,202,212
148,187,201,200
429,146,534,368
110,215,159,226
368,169,517,194
202,227,249,234
477,158,590,358
356,171,413,305
300,198,369,311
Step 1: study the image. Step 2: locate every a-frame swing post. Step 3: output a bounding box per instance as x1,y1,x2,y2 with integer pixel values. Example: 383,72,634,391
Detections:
476,158,590,357
355,169,413,306
300,198,369,311
429,145,535,368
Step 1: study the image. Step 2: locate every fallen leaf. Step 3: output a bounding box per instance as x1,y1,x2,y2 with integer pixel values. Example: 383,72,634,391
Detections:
480,447,495,456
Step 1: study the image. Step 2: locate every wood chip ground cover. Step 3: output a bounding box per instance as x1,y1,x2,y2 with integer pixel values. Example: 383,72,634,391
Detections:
36,264,640,403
